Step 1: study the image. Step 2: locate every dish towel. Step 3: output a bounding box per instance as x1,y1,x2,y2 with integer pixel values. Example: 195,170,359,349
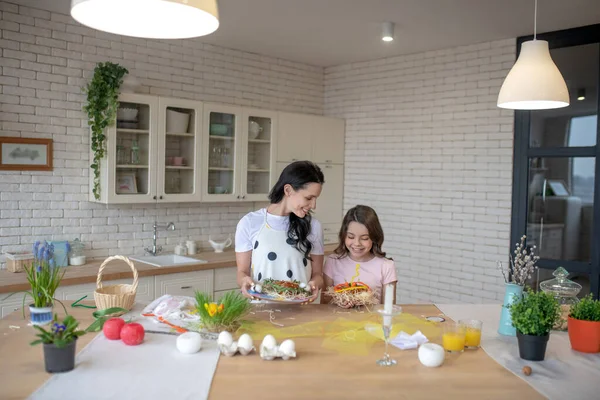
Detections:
436,303,600,400
390,330,429,350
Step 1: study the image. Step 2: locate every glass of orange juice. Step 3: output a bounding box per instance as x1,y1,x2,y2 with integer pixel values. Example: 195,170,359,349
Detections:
459,319,483,349
442,322,466,353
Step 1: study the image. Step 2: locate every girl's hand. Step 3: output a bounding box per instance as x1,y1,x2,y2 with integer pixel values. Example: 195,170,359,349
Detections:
240,276,256,300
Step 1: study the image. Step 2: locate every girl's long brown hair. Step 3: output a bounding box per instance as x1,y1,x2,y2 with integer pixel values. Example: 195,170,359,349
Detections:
333,205,391,260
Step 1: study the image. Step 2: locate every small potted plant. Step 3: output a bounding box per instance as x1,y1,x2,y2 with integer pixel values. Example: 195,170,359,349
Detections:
508,289,560,361
31,314,86,373
568,294,600,353
20,241,66,325
192,291,251,332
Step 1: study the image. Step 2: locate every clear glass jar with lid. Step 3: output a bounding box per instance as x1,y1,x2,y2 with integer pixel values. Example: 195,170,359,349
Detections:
69,238,86,266
540,267,582,330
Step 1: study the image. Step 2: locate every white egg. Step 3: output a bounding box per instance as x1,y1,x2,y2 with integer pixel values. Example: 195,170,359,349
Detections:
176,332,203,354
261,334,277,350
278,339,296,360
217,331,233,348
299,282,307,289
237,334,254,355
254,284,262,293
418,343,445,367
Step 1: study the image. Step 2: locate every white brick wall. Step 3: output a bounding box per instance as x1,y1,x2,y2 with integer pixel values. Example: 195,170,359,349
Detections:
324,39,516,304
0,1,323,260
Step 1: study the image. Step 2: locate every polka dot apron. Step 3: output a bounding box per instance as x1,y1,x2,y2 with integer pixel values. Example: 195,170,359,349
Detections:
251,211,312,284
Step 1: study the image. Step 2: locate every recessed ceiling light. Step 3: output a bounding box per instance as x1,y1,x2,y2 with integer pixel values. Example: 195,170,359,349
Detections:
382,22,394,42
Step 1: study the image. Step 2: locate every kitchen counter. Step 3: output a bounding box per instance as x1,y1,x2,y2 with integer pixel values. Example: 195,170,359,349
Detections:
0,244,337,294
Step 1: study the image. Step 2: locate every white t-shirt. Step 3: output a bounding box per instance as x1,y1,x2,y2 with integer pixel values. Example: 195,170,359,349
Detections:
235,208,324,255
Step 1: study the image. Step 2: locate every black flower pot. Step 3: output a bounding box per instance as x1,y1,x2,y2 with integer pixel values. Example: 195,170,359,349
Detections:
516,331,549,361
43,339,77,373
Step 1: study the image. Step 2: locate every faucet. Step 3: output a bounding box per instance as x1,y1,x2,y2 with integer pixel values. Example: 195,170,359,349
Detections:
144,221,175,256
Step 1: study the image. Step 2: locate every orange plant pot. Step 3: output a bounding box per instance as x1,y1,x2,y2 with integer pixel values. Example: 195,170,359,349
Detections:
567,317,600,353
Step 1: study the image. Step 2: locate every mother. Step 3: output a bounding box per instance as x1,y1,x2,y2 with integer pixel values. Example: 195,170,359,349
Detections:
235,161,325,302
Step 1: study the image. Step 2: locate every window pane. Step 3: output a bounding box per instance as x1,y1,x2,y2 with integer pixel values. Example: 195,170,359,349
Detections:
530,43,598,148
526,157,595,261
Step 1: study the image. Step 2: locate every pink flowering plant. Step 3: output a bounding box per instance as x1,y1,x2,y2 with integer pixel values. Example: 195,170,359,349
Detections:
24,241,66,308
497,235,540,286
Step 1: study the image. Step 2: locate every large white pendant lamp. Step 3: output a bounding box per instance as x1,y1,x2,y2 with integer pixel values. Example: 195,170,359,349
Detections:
70,0,219,39
497,0,569,110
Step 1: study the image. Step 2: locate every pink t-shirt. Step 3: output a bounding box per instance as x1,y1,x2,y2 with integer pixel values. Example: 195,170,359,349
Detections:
323,254,397,301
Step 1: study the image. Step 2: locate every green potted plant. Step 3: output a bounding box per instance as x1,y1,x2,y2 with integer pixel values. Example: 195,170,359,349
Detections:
508,289,560,361
192,291,252,332
568,294,600,353
23,241,66,325
31,314,86,373
83,62,128,200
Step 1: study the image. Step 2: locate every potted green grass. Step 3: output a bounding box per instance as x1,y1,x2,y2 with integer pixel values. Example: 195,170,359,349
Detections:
568,295,600,353
508,289,560,361
31,314,86,373
192,291,252,332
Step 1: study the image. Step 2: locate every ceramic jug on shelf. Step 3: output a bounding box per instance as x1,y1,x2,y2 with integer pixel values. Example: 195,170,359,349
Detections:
208,235,232,253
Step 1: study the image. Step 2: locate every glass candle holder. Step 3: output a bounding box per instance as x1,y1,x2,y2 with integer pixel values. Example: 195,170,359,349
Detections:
442,322,466,353
459,319,483,349
375,304,403,366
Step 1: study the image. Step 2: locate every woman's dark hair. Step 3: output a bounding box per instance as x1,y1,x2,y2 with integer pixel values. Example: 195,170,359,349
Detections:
334,205,390,260
268,161,324,260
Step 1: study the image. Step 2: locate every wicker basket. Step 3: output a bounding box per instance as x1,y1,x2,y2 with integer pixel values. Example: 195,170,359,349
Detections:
94,255,139,316
5,252,34,273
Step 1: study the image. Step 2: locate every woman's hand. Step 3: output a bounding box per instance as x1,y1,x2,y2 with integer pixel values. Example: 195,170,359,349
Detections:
302,275,324,305
239,275,256,300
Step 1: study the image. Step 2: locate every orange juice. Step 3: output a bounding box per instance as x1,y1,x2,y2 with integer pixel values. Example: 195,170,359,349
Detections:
465,327,481,348
442,332,466,352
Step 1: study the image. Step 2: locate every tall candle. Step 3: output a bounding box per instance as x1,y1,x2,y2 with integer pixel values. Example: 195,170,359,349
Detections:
383,284,394,326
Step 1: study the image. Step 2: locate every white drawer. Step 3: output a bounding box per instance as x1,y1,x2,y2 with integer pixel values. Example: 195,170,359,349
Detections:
0,299,23,319
56,276,155,304
213,288,239,302
214,266,238,291
322,222,339,245
154,270,214,298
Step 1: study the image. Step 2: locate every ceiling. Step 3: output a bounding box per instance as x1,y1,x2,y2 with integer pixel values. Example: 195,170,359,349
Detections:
12,0,600,67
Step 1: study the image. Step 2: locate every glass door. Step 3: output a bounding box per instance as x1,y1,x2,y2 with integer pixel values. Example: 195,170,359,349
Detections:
107,93,158,203
512,31,600,298
243,109,276,201
202,104,242,201
157,98,202,202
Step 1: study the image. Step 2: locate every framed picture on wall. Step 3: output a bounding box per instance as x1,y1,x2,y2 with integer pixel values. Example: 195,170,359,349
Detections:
0,137,53,171
116,173,138,194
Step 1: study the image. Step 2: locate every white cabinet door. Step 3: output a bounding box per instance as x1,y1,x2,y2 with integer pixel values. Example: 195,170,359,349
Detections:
201,103,244,202
242,108,277,201
277,112,313,162
154,270,214,298
214,267,238,291
156,97,203,203
0,298,23,319
313,163,344,225
311,116,345,165
321,223,340,244
57,276,155,304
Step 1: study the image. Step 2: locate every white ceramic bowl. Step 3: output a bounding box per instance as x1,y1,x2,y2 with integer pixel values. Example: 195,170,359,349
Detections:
248,121,262,139
166,109,190,133
117,108,138,121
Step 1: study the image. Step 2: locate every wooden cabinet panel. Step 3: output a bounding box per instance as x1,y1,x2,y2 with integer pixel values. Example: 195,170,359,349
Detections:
311,116,345,164
214,266,238,291
277,112,313,162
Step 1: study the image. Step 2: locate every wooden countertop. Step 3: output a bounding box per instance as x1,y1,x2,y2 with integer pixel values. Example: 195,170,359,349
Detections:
0,303,544,400
0,244,337,294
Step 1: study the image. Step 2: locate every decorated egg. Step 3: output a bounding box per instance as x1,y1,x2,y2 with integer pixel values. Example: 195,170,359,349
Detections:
418,343,445,367
176,332,203,354
237,334,254,355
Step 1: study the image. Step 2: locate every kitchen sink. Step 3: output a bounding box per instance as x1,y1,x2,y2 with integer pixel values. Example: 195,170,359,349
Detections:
129,254,208,267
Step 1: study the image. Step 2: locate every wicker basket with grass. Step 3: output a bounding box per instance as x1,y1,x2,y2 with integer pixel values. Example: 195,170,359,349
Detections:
94,255,138,316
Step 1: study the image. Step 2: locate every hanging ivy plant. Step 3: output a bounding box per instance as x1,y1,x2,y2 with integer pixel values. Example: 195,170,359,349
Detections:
84,62,128,200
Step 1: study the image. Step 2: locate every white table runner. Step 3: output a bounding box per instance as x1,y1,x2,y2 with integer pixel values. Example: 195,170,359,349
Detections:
436,304,600,400
29,305,220,400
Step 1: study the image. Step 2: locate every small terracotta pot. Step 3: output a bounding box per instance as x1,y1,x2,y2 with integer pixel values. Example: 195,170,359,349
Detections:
568,317,600,353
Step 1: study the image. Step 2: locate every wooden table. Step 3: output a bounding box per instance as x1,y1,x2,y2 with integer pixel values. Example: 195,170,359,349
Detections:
0,303,544,400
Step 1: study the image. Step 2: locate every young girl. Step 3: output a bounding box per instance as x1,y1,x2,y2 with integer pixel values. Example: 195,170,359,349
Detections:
235,161,325,303
324,205,397,305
